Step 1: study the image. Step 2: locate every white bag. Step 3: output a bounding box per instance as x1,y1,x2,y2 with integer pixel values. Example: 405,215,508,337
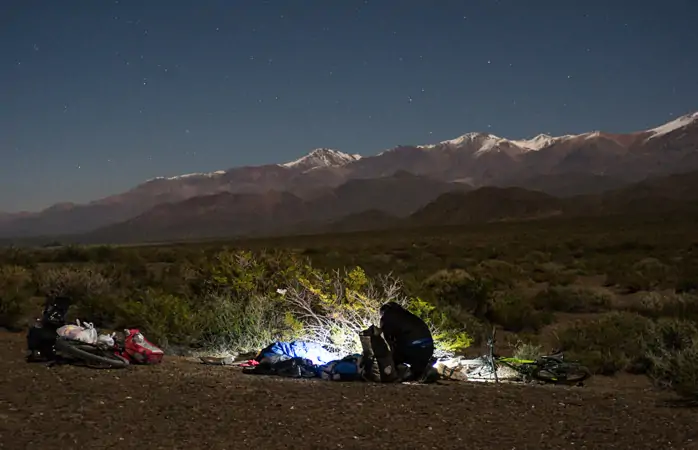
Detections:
57,319,98,345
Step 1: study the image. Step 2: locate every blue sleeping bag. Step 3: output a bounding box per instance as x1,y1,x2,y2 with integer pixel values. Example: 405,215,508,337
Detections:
317,355,363,381
258,341,337,366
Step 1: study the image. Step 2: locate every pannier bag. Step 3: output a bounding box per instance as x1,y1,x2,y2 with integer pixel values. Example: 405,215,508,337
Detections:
359,325,399,383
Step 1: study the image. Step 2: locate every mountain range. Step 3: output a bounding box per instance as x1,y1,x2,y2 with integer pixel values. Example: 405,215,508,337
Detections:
2,111,697,242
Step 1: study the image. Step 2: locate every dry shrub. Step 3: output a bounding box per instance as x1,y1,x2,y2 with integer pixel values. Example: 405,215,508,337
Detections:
645,319,698,401
0,265,34,330
557,312,654,375
530,262,577,285
33,265,116,326
488,292,552,333
606,257,676,293
628,292,698,321
474,259,524,288
532,285,613,313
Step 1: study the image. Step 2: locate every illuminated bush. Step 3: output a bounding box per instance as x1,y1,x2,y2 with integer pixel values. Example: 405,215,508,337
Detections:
283,266,472,357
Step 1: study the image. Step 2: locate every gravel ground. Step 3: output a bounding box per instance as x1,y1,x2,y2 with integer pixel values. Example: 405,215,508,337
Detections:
1,331,697,450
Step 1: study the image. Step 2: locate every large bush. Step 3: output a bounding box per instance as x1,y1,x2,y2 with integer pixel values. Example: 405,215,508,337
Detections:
18,249,472,358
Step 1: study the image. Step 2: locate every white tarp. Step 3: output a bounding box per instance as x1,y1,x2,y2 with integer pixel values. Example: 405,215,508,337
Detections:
434,356,521,382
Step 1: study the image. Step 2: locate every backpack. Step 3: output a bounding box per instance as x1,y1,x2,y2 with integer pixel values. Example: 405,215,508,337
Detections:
120,329,164,364
359,326,399,383
318,355,363,381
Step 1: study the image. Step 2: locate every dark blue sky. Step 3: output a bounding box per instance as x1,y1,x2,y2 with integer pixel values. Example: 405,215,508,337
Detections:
2,0,697,212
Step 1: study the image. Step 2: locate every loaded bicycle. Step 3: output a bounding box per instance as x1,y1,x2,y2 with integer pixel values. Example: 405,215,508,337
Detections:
26,296,163,369
442,327,591,385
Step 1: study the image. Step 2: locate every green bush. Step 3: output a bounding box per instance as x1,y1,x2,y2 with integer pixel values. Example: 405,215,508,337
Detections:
197,292,290,354
116,288,203,349
422,269,492,319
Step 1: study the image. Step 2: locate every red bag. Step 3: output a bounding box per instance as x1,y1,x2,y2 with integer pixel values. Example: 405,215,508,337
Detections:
120,329,164,364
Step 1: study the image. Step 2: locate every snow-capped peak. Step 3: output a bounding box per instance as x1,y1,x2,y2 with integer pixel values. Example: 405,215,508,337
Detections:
646,112,698,141
511,134,554,150
417,132,504,150
281,148,361,170
441,132,504,147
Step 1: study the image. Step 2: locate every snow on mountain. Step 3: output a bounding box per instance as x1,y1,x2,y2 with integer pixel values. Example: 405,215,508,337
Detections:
147,171,226,182
417,131,571,155
281,148,361,171
646,112,698,141
416,132,504,151
511,133,577,150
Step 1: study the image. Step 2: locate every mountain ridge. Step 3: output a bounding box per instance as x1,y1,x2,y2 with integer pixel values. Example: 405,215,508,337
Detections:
1,111,697,239
76,168,698,244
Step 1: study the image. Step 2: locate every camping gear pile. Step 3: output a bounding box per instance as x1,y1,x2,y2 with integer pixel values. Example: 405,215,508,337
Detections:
232,301,439,383
232,324,438,383
26,296,164,369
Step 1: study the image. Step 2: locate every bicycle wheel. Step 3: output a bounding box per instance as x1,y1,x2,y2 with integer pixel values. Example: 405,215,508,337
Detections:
55,337,129,369
532,362,591,385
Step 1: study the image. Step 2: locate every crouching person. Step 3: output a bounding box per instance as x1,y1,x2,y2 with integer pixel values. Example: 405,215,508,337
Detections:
379,301,435,382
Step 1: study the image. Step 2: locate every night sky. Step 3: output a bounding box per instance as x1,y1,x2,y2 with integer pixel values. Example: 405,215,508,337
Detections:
2,0,697,212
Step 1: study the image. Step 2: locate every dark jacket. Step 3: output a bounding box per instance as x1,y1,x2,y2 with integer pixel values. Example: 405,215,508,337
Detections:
379,302,432,350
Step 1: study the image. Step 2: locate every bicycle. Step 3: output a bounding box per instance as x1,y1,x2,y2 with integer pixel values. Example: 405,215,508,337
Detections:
483,327,592,385
26,296,129,369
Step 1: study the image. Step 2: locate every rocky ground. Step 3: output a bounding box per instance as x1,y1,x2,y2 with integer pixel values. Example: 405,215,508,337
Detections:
1,331,697,450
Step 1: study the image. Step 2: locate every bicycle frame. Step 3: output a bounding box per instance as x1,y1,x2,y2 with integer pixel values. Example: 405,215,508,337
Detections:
484,327,539,383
